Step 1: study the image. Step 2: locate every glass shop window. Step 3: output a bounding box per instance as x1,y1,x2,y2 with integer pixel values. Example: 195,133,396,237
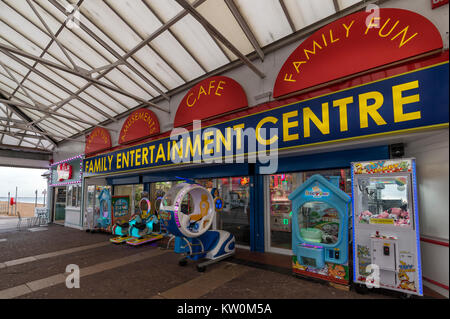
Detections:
298,201,340,244
66,185,81,207
196,177,250,246
269,168,350,251
150,181,184,214
114,184,135,214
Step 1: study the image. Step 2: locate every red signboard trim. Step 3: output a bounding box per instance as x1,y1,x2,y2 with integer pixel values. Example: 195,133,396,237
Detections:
431,0,449,9
85,127,112,155
84,51,448,159
119,108,160,145
273,8,443,98
174,76,248,128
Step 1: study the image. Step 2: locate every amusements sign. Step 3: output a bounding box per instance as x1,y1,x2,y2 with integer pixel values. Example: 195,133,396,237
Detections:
119,108,160,145
83,62,449,176
174,76,248,127
273,8,443,98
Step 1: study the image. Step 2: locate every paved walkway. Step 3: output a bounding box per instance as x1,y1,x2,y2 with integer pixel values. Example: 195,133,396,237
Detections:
0,224,427,300
0,216,18,233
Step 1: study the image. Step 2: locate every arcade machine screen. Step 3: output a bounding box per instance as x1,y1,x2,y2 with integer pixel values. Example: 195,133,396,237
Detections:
298,201,340,246
356,176,411,227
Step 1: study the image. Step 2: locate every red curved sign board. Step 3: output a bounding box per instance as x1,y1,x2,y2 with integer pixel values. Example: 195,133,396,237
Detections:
273,8,443,98
119,108,160,145
85,127,112,155
174,76,248,127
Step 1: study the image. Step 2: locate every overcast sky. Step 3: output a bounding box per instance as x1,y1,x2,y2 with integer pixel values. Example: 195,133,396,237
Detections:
0,167,48,197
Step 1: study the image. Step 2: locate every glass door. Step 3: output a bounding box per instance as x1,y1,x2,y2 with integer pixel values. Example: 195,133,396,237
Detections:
196,176,251,247
53,187,66,224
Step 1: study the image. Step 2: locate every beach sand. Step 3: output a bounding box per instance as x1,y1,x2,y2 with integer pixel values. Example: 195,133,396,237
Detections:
0,201,45,217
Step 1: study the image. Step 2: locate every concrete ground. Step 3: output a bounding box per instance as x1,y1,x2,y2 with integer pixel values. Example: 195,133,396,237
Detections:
0,223,441,300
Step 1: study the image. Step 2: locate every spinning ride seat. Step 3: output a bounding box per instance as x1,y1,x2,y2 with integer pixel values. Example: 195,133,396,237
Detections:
159,182,235,272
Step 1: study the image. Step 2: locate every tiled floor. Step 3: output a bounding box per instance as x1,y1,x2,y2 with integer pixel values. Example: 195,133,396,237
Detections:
0,225,446,299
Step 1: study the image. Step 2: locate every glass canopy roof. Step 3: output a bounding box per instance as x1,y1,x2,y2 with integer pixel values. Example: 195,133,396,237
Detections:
0,0,362,153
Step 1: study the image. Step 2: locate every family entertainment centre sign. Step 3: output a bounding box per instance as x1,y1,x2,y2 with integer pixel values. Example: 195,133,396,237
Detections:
83,62,449,176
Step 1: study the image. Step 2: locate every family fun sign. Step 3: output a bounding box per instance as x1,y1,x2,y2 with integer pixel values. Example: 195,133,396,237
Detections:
273,8,443,98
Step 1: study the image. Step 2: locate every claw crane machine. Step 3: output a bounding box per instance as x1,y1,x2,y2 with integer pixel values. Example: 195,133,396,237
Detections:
351,158,422,296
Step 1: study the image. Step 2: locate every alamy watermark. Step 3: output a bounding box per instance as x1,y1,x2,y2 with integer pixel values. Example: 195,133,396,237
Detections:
65,264,80,289
169,120,279,174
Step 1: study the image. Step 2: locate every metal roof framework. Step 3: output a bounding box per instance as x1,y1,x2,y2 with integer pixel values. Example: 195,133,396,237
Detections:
0,0,364,153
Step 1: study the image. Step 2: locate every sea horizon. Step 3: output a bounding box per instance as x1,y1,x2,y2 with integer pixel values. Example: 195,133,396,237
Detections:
0,196,46,204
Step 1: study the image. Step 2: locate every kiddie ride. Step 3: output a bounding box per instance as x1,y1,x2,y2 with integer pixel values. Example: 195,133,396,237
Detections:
289,174,351,286
159,182,235,272
110,192,163,246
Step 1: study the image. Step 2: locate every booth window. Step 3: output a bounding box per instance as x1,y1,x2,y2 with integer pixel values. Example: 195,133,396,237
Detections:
269,168,350,251
114,184,143,215
66,185,81,208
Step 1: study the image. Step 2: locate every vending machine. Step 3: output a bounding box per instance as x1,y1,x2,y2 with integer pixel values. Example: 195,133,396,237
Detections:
351,158,423,296
289,174,351,285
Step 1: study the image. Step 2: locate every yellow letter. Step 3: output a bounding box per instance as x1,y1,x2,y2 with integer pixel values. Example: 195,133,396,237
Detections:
364,18,379,35
359,91,387,128
216,128,232,152
303,103,330,138
333,97,353,132
282,110,299,142
148,145,155,164
378,18,399,37
391,25,418,48
216,81,226,96
203,131,215,155
343,20,355,37
293,61,306,73
304,41,322,60
233,124,245,150
392,80,421,123
116,153,122,169
155,144,166,163
172,139,183,160
284,74,296,82
186,92,196,107
142,147,149,165
256,116,278,145
135,148,141,166
208,80,215,95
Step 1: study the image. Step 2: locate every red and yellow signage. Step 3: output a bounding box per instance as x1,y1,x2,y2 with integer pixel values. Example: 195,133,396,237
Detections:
431,0,448,9
119,108,160,145
174,76,248,127
56,163,72,181
85,127,112,155
273,8,443,98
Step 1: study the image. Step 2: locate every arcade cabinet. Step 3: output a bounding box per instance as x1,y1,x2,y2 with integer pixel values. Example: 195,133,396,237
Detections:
289,174,351,285
351,158,423,296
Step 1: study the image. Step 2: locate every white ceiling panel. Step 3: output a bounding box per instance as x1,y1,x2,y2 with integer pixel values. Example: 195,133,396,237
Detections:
283,0,336,30
0,0,365,152
234,0,292,46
